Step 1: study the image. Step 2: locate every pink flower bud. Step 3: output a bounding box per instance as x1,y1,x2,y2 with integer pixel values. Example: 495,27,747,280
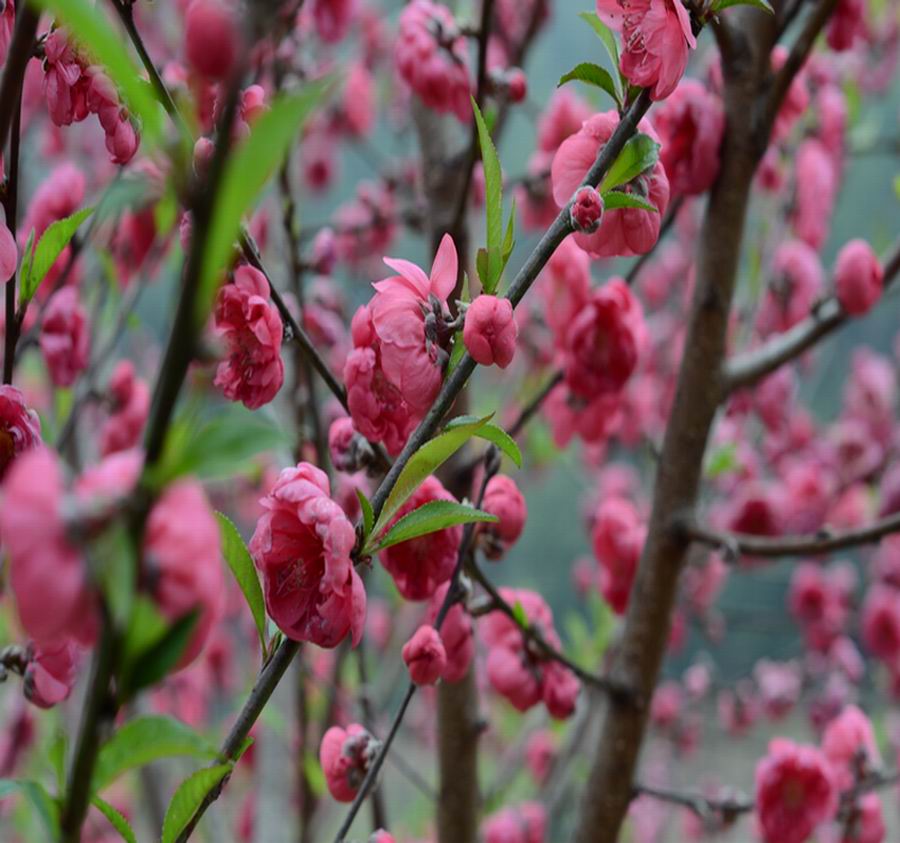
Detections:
505,68,528,104
39,287,89,388
0,216,17,283
193,137,215,177
570,186,604,233
463,295,518,369
319,724,377,802
185,0,239,81
835,238,883,316
402,624,447,685
481,474,527,558
240,84,267,123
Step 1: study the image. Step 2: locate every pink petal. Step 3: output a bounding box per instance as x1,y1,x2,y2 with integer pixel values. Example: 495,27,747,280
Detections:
429,233,458,301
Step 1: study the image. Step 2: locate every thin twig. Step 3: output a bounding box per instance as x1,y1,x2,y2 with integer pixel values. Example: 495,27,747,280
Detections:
2,85,22,384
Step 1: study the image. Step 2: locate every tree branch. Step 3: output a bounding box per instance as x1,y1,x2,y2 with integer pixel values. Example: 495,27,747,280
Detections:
723,236,900,393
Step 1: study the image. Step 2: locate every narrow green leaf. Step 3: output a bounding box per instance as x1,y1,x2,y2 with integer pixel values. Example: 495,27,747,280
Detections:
512,600,528,628
0,780,59,839
577,12,624,100
119,611,199,700
47,732,67,792
471,97,503,294
599,134,661,193
371,415,493,541
500,199,517,279
713,0,774,12
199,82,329,324
92,796,137,843
558,63,621,105
216,513,267,654
19,207,93,304
370,500,497,552
121,597,169,669
30,0,163,143
355,490,374,540
18,229,34,295
475,247,490,289
93,715,218,793
161,764,233,843
444,415,522,468
602,191,659,212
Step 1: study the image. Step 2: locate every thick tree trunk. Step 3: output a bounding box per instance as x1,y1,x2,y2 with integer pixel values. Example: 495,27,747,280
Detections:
572,12,778,842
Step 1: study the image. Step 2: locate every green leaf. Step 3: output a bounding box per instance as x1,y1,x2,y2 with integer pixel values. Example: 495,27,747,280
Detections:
30,0,163,144
578,11,620,69
19,207,93,304
370,415,492,541
500,199,516,279
475,247,490,290
47,732,67,792
303,751,326,797
93,715,218,793
712,0,774,12
121,596,169,669
370,500,497,552
119,610,199,700
92,796,137,843
199,82,329,324
444,415,522,468
471,97,504,294
0,780,59,839
90,522,135,632
511,600,528,628
558,63,621,106
602,191,659,212
216,513,267,655
599,134,661,194
705,443,738,478
161,763,233,843
355,489,374,540
149,406,288,488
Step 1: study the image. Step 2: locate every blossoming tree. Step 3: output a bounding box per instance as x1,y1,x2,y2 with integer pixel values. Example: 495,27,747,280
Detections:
0,0,897,841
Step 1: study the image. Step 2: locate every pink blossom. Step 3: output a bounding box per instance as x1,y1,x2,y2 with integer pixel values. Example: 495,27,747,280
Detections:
827,0,867,52
310,0,358,43
396,0,471,123
525,731,555,784
213,265,285,410
343,62,375,137
319,724,376,802
835,239,883,316
402,624,447,685
537,237,591,348
464,295,518,369
861,585,900,667
0,0,13,68
562,279,645,401
100,361,150,456
537,89,592,153
145,480,225,670
21,163,86,243
822,705,880,792
39,287,89,388
755,739,837,843
250,462,366,648
380,476,462,600
481,474,527,558
840,793,885,843
757,240,824,336
793,138,836,250
755,660,802,720
41,28,88,127
570,186,604,233
0,385,41,480
552,112,670,257
592,496,645,614
24,639,79,709
427,582,473,682
596,0,696,100
654,78,724,196
185,0,238,81
482,801,546,843
0,213,17,283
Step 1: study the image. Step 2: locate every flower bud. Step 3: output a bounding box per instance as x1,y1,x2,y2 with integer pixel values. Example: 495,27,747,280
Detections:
402,624,448,685
505,68,528,104
481,474,527,559
319,724,378,802
185,0,239,81
570,186,604,234
835,238,883,316
463,295,518,369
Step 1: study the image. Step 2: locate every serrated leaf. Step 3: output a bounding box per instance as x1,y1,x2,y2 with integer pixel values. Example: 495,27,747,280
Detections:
93,715,218,793
599,134,661,193
119,610,199,699
0,780,59,839
444,415,522,468
371,415,493,541
370,500,497,553
199,83,329,325
216,513,267,655
602,191,659,212
19,207,93,304
713,0,773,12
161,763,233,843
92,796,137,843
30,0,163,144
355,489,374,540
558,63,621,106
471,97,504,294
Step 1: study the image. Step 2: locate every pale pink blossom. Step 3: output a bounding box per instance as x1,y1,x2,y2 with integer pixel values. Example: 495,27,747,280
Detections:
24,639,79,709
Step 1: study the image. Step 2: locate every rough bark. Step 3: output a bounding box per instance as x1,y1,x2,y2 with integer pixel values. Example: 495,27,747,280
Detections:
572,11,778,842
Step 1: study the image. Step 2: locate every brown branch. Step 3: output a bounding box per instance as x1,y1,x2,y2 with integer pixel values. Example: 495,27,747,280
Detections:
633,782,752,822
679,510,900,559
2,84,22,384
723,236,900,393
